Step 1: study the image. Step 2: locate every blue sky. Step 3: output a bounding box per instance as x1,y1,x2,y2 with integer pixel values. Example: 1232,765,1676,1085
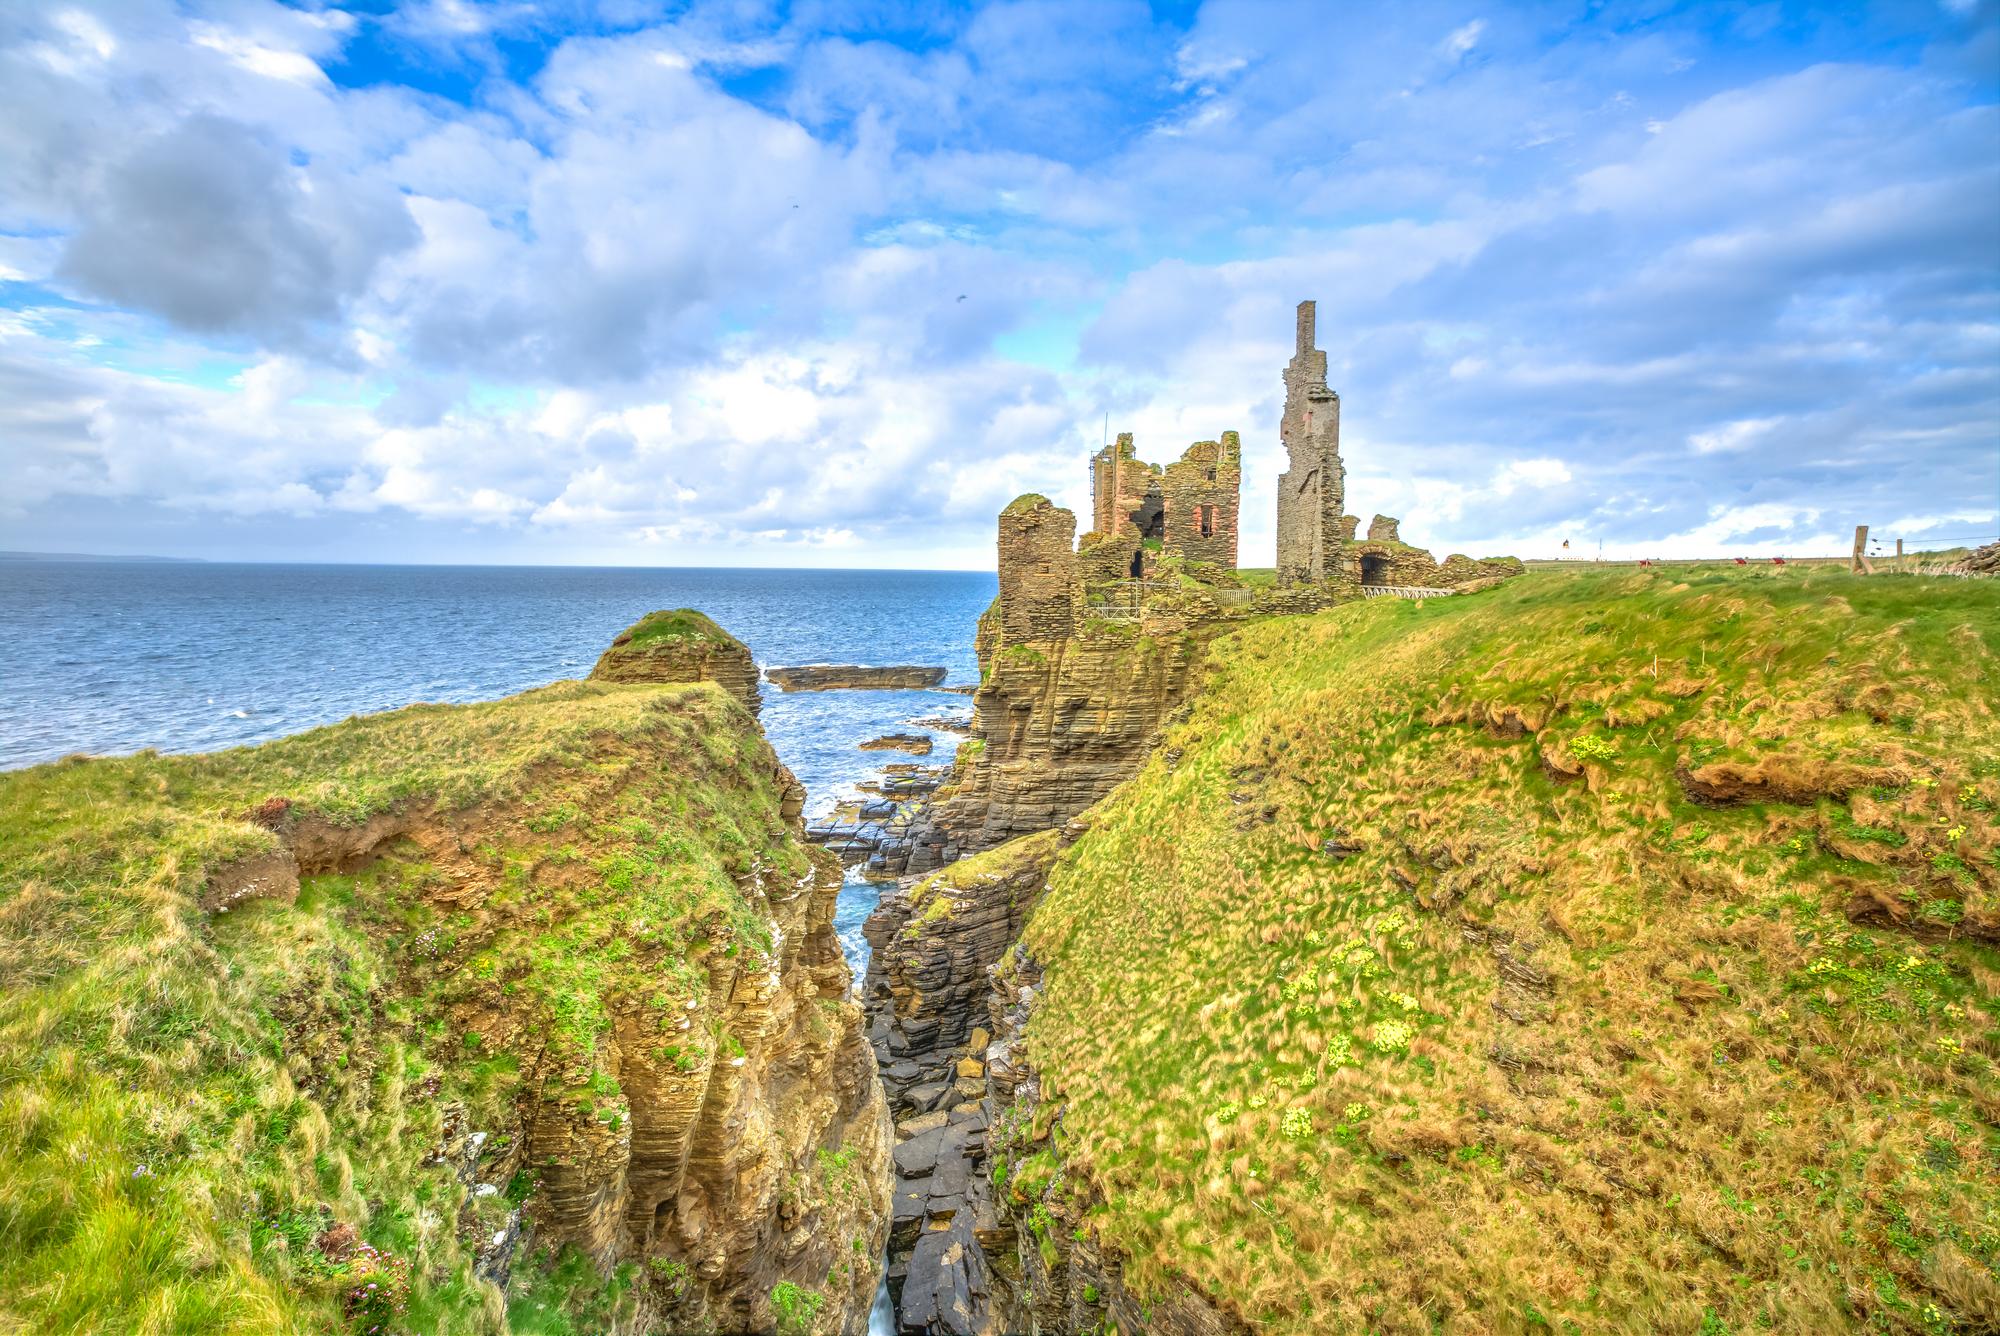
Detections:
1,0,1995,568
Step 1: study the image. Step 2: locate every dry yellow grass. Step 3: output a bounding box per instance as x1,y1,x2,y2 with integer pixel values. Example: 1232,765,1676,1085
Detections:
1019,565,1999,1334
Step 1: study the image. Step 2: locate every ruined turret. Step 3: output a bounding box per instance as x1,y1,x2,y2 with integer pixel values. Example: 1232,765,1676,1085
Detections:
1086,432,1242,579
1276,300,1346,586
997,495,1081,643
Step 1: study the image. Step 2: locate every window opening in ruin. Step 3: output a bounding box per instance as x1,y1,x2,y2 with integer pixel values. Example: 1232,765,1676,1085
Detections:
1205,467,1216,482
1198,505,1215,538
1360,554,1391,586
1128,494,1165,540
1129,548,1145,579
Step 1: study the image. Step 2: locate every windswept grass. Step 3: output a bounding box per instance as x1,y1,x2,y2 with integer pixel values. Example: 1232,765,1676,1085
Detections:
612,608,740,650
1021,565,2000,1333
0,679,798,1333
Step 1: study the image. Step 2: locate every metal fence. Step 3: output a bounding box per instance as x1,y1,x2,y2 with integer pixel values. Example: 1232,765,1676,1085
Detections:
1360,585,1460,600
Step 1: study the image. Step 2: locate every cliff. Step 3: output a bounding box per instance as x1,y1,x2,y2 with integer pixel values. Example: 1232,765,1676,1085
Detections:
0,623,889,1334
589,607,763,715
901,606,1210,872
993,566,1999,1334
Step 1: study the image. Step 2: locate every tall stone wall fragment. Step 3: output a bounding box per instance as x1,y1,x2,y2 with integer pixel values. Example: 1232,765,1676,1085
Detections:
998,495,1081,643
1276,300,1346,586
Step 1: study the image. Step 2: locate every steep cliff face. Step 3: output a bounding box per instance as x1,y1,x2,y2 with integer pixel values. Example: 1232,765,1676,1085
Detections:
590,607,764,714
0,628,889,1334
904,604,1208,872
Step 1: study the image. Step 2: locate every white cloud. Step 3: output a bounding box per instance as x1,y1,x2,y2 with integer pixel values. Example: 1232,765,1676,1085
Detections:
1688,417,1780,454
1441,19,1486,60
0,0,1990,569
189,23,329,86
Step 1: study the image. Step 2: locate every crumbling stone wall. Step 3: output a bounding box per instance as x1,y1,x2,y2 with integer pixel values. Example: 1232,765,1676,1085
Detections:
1344,516,1528,590
1077,529,1139,590
1276,300,1346,586
997,495,1080,643
1161,432,1241,570
1090,430,1243,579
1090,434,1161,544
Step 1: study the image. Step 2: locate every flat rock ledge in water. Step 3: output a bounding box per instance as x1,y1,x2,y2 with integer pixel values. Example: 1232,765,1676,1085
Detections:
861,733,934,755
766,664,949,692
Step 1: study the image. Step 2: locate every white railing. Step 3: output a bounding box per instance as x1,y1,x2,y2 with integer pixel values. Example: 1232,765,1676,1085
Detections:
1361,585,1459,599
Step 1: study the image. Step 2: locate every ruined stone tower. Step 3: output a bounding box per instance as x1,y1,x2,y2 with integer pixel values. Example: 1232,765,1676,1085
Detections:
1276,300,1345,586
1087,431,1241,578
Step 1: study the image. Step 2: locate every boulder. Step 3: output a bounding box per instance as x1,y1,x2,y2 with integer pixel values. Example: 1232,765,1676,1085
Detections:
861,733,936,755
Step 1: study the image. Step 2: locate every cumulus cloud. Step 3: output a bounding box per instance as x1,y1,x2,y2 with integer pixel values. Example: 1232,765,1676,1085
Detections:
58,115,416,345
0,0,1993,566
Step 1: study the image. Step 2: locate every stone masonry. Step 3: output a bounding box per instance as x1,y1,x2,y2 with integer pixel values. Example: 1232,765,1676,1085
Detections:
1161,432,1242,569
996,494,1080,643
1089,431,1242,576
1276,300,1346,586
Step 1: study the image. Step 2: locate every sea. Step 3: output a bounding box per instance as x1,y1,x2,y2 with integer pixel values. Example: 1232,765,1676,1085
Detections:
0,560,996,977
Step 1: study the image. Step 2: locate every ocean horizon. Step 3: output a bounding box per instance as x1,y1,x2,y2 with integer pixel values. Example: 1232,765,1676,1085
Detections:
1,559,997,974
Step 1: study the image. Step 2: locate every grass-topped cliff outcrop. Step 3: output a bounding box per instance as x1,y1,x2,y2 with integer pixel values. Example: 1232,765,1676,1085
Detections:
0,625,887,1334
588,607,763,713
996,566,1998,1333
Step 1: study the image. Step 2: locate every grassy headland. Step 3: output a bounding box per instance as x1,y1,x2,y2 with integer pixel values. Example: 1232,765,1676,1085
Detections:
0,679,797,1333
1017,564,1998,1333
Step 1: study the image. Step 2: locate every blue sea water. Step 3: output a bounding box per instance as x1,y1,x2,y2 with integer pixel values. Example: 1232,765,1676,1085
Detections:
0,561,995,975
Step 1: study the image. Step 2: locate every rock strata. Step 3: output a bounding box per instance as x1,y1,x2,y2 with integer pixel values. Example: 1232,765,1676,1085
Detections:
589,608,762,714
901,618,1209,872
860,733,935,755
806,765,952,880
767,665,949,692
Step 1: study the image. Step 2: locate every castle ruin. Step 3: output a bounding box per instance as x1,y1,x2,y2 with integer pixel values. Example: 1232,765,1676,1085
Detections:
1084,432,1242,581
988,299,1521,646
1276,300,1346,586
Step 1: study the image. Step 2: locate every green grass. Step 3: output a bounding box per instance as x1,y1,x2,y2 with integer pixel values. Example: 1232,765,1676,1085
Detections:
0,677,799,1333
1014,564,2000,1334
612,608,739,650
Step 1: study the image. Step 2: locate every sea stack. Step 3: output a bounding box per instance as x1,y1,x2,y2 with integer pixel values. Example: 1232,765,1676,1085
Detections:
589,608,762,714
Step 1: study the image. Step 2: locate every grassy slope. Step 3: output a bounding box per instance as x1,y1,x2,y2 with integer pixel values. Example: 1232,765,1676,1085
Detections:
1022,566,1999,1334
0,679,796,1334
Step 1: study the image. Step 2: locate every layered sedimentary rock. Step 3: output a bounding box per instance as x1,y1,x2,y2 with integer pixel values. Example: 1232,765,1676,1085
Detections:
860,733,934,755
767,665,950,692
429,804,892,1334
901,614,1208,871
0,613,891,1334
590,607,763,714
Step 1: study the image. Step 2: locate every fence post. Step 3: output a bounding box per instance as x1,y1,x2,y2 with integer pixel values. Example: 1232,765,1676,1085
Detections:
1851,525,1874,575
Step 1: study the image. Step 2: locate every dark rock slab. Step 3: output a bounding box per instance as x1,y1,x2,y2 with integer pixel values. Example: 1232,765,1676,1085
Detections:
900,1214,991,1336
767,665,948,692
